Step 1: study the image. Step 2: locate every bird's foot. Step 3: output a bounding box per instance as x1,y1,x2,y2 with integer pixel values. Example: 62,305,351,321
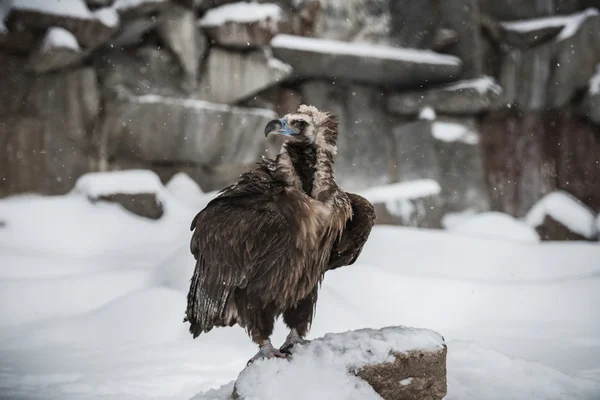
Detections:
247,340,288,366
280,329,310,354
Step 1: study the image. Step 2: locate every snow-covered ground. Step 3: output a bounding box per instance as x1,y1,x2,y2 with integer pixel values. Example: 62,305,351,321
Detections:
0,171,599,400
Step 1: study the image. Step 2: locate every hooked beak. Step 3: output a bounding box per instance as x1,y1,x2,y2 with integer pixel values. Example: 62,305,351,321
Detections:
264,118,297,137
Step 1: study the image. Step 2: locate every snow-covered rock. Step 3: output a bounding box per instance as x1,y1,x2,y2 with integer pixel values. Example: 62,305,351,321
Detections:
5,0,119,48
99,92,277,167
194,327,448,400
580,64,600,125
157,3,207,90
165,172,217,211
525,191,598,241
388,76,503,116
199,2,283,48
73,170,167,219
197,47,292,104
28,27,86,73
447,211,541,244
361,180,444,228
499,8,600,111
271,34,462,87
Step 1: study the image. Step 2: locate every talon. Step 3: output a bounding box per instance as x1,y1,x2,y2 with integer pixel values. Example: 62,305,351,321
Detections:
280,329,310,354
247,340,287,366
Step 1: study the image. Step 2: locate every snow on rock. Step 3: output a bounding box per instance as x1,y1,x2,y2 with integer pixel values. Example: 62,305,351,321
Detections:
360,180,443,228
199,2,282,27
448,212,540,244
588,64,600,95
431,121,479,145
72,170,171,220
388,76,502,116
525,191,598,240
501,8,600,42
6,0,119,48
111,0,168,11
197,327,447,400
40,27,80,52
271,34,462,87
580,64,600,125
10,0,119,27
419,106,436,121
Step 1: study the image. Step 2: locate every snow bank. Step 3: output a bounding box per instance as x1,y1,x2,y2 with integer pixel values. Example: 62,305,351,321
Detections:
448,211,540,244
360,179,441,221
442,76,502,95
40,27,80,53
432,121,479,145
11,0,119,27
271,34,461,66
524,191,597,239
501,8,599,41
447,341,600,400
199,2,282,27
441,209,478,230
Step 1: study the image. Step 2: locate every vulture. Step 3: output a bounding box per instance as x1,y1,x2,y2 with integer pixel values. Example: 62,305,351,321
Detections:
185,105,376,364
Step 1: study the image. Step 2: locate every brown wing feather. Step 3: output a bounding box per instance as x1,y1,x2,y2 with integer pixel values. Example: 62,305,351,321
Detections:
185,183,292,338
327,192,376,271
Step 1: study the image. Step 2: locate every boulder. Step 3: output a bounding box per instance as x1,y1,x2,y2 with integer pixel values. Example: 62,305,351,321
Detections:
28,27,86,73
314,0,439,49
438,0,483,78
72,170,166,219
157,3,207,90
199,2,283,48
479,0,580,21
193,326,447,400
388,76,503,116
96,45,186,98
0,28,37,53
196,47,292,104
108,15,157,47
360,180,445,228
5,0,119,49
524,191,598,241
111,0,170,19
480,108,600,217
392,117,490,214
499,8,600,111
0,54,99,197
99,92,277,168
300,80,394,191
271,34,462,88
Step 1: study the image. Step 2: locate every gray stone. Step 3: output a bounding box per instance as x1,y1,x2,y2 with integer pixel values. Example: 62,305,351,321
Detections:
86,0,115,9
535,215,595,241
388,76,503,116
0,29,37,53
362,180,445,229
5,5,119,49
109,16,158,47
480,0,580,21
0,58,99,197
95,193,164,219
157,4,207,90
28,27,87,73
196,48,292,104
199,2,282,48
499,9,600,111
300,80,395,191
393,117,490,213
96,46,186,98
112,0,170,19
271,34,462,88
439,0,483,78
99,92,277,168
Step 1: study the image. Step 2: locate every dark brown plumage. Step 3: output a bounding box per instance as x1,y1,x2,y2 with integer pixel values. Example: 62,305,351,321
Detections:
185,105,375,363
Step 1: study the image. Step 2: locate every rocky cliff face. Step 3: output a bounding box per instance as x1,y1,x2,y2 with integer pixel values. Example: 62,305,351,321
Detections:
1,0,598,225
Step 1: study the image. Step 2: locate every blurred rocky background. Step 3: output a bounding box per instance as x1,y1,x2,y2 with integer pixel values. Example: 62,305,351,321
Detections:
0,0,599,240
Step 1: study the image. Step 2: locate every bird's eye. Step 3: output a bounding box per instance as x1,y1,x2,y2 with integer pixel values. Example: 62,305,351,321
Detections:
295,121,308,130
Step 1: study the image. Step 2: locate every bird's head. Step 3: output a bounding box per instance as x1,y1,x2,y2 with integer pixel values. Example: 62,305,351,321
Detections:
264,105,339,148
